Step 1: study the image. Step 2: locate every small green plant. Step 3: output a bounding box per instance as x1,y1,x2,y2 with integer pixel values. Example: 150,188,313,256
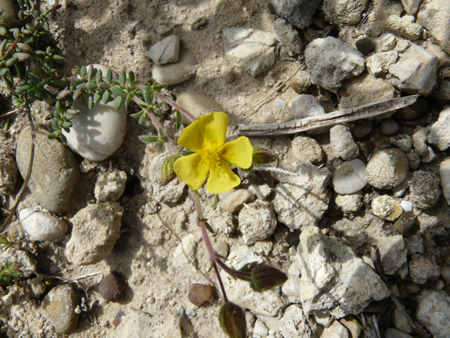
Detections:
0,2,288,336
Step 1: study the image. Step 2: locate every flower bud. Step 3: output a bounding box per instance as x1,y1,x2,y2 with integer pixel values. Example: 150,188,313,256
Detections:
161,154,181,186
219,302,246,338
238,262,287,292
252,146,277,165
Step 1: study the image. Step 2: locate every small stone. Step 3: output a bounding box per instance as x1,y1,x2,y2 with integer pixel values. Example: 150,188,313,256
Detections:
416,289,450,338
253,319,269,337
381,120,399,135
405,232,424,255
248,183,273,200
16,125,80,213
172,234,198,272
393,211,416,237
440,159,450,205
95,169,127,202
417,0,450,54
409,171,441,210
238,202,277,244
155,23,174,35
332,159,367,195
98,272,127,302
406,152,421,170
400,201,413,212
400,0,421,15
223,27,276,77
321,0,369,25
289,94,325,119
378,235,407,275
27,275,46,298
289,70,311,93
291,135,323,164
305,37,365,92
191,17,208,31
272,18,303,56
340,317,362,338
220,190,256,214
400,15,423,41
371,195,403,221
348,120,372,138
394,308,413,333
330,125,359,160
365,148,409,190
188,284,214,307
19,208,67,242
394,96,428,121
355,37,374,55
269,0,321,29
335,192,363,213
374,33,397,52
409,254,441,284
275,98,286,108
177,92,223,125
385,328,414,338
321,320,349,338
442,267,450,283
41,284,79,333
146,35,180,65
366,51,399,76
390,134,413,153
0,150,17,195
152,49,196,85
65,202,124,265
428,106,450,151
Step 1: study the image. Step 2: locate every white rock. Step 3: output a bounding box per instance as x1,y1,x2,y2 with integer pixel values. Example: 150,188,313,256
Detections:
238,202,277,244
152,49,196,85
332,159,366,195
172,234,198,270
388,44,438,95
335,192,363,213
253,319,269,337
19,208,67,242
378,235,407,275
400,200,413,212
366,51,399,76
340,317,362,338
417,0,450,54
428,106,450,151
289,70,311,93
381,119,399,135
275,98,286,108
440,159,450,205
291,135,323,164
262,305,308,337
304,37,365,92
223,27,276,77
400,0,421,15
365,149,409,190
176,92,223,125
146,35,180,65
321,320,348,338
330,125,359,160
273,163,330,230
272,18,303,56
416,290,450,338
400,15,423,40
288,94,325,119
94,169,127,202
371,195,403,221
374,33,397,52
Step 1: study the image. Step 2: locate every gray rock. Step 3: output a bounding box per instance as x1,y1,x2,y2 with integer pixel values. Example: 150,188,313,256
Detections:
283,227,390,318
378,235,407,275
40,284,79,333
348,120,372,138
409,171,441,210
320,320,348,338
417,0,450,54
409,254,441,284
388,44,438,95
146,35,179,65
332,159,367,195
95,169,127,202
322,0,369,25
371,195,403,221
381,120,399,135
289,94,325,119
223,27,276,77
400,0,421,15
272,18,303,56
390,134,413,153
305,37,365,92
0,150,17,195
385,328,413,338
268,0,321,29
273,162,330,230
65,202,123,265
440,159,450,205
152,49,196,85
19,208,67,242
330,125,359,160
238,202,277,244
220,189,256,213
16,125,80,213
291,135,323,164
366,149,409,190
366,51,399,76
428,106,450,151
335,192,363,213
416,289,450,338
176,92,223,125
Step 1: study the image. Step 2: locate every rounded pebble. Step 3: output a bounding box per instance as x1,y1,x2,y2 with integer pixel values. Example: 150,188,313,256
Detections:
385,328,413,338
275,98,286,108
94,169,127,202
394,308,413,334
291,135,323,164
177,92,223,125
348,120,372,138
371,195,403,221
40,284,79,333
355,37,374,55
442,267,450,283
19,208,67,242
188,284,214,307
366,149,409,190
381,119,399,135
332,159,367,195
152,49,196,85
238,202,277,244
16,124,80,213
99,272,127,302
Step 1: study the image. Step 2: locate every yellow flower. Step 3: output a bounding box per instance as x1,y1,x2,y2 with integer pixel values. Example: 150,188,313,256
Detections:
174,111,253,193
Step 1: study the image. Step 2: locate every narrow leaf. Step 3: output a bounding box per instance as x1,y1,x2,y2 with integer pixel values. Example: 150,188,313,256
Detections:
138,135,158,143
106,68,113,83
110,86,126,97
119,71,126,86
114,96,123,110
102,91,111,104
143,86,152,104
176,109,181,130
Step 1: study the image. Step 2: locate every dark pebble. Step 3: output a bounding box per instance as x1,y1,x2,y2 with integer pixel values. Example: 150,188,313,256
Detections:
355,37,374,55
188,283,214,307
99,272,127,302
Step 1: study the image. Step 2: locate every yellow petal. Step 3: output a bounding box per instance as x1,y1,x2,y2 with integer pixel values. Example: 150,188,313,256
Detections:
206,160,241,193
177,111,229,151
218,136,253,169
173,153,210,190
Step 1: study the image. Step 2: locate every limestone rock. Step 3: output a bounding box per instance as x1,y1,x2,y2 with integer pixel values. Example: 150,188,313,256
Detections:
400,0,421,15
416,290,450,338
409,254,441,284
19,208,67,242
220,190,256,214
176,92,223,125
428,106,450,151
152,49,196,85
366,51,399,76
291,135,323,164
0,150,17,195
417,0,450,54
378,235,407,275
335,192,363,213
371,195,403,221
330,125,359,160
146,35,179,65
94,169,127,202
289,94,325,119
365,149,409,190
440,159,450,205
238,202,277,244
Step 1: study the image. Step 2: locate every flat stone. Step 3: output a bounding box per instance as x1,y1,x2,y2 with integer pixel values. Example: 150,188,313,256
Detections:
320,320,349,338
146,35,179,65
330,125,359,160
371,195,403,221
416,290,450,338
152,49,196,85
332,159,367,195
394,308,413,333
220,189,256,214
268,0,321,29
40,284,79,333
65,202,123,265
428,106,450,151
19,208,67,241
305,37,365,92
400,0,421,15
366,51,399,76
16,124,80,213
335,192,363,213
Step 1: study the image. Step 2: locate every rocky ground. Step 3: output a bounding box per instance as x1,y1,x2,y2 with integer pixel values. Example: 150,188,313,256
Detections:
1,0,450,337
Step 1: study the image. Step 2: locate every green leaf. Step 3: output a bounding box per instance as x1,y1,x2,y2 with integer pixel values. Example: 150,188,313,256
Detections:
204,221,214,233
88,95,94,109
219,302,246,338
143,85,152,104
176,109,181,130
114,96,123,110
252,146,277,165
12,28,20,40
43,21,49,31
93,91,102,104
106,68,113,83
102,91,111,104
95,69,103,83
86,82,97,91
52,54,64,61
160,154,181,185
56,89,71,101
17,43,34,54
157,139,164,152
110,86,126,97
125,94,133,107
119,71,126,86
80,65,87,78
153,83,168,90
138,135,158,143
128,70,135,83
213,194,219,210
5,56,18,67
14,52,32,62
138,112,148,125
0,26,7,36
62,121,72,129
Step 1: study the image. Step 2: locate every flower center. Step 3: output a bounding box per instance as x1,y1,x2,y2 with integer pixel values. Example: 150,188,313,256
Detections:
201,148,225,176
